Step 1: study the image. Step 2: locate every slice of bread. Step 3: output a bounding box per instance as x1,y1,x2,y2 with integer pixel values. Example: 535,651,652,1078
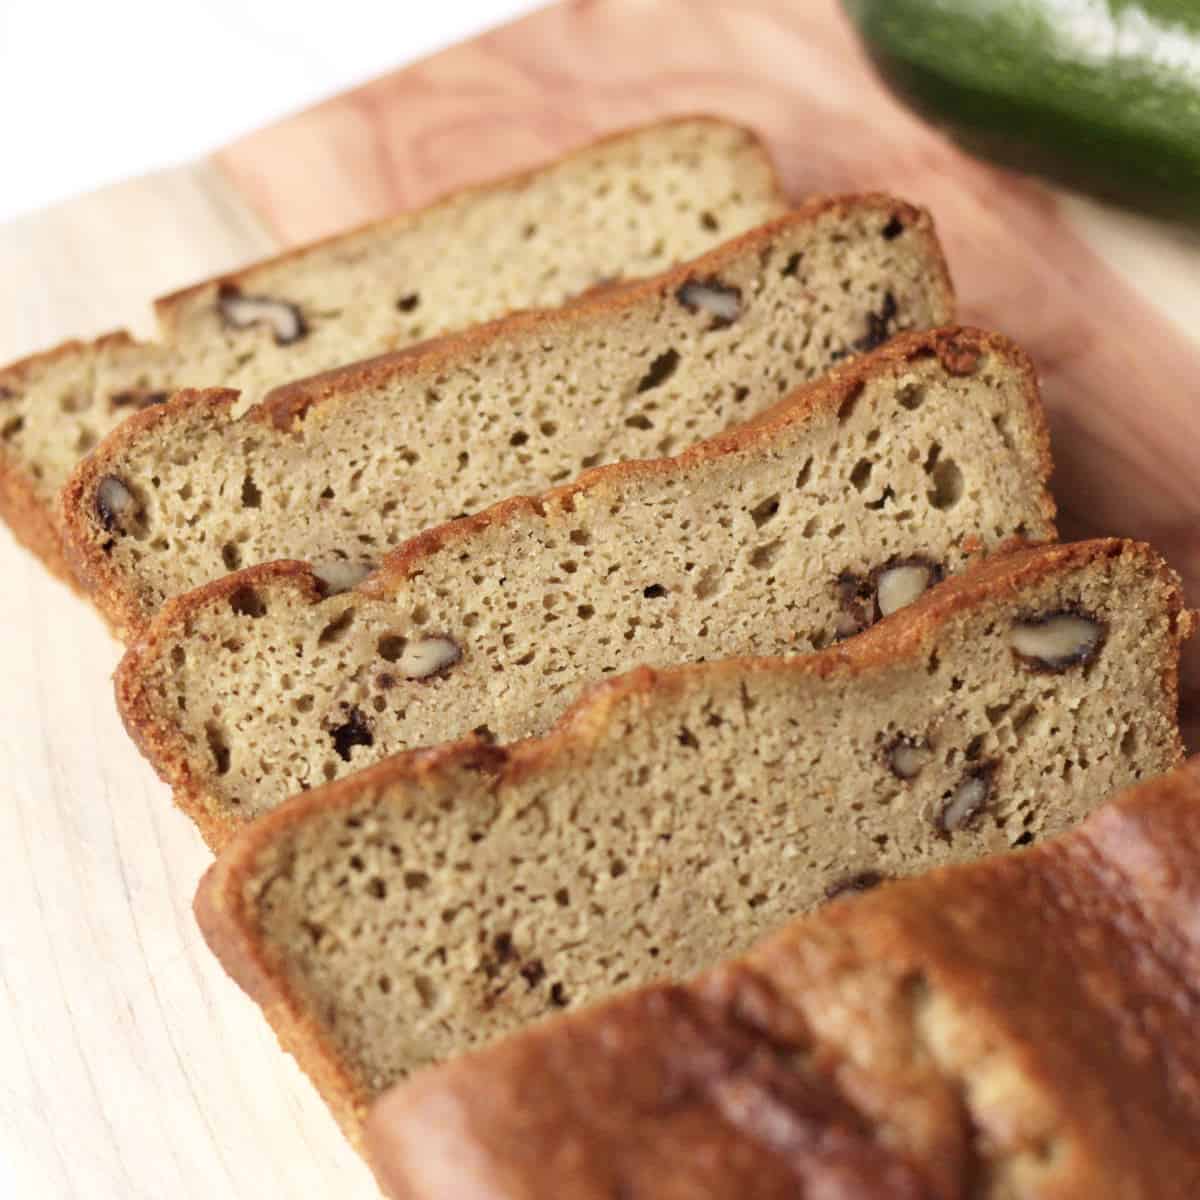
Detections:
364,760,1200,1199
63,196,955,636
0,116,789,581
117,327,1054,847
193,539,1193,1143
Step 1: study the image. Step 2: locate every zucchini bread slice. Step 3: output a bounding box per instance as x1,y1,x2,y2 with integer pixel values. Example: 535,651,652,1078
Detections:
365,760,1200,1199
193,539,1192,1142
63,194,954,636
117,327,1054,847
1,116,789,581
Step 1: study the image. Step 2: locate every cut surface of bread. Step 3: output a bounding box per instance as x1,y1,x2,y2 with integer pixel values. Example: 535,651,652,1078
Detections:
0,116,788,580
364,759,1200,1200
118,328,1054,846
193,539,1192,1142
63,195,954,635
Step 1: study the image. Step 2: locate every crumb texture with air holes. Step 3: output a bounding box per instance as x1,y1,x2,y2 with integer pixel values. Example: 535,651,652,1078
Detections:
194,540,1189,1132
362,764,1200,1199
65,192,953,632
120,328,1054,837
5,117,787,553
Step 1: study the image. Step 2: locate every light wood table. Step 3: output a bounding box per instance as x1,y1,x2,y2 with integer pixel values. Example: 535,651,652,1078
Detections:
2,2,1197,1195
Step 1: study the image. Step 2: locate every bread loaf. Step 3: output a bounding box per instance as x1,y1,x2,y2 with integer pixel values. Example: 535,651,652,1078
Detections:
118,327,1053,847
364,759,1200,1199
193,539,1192,1142
63,196,954,635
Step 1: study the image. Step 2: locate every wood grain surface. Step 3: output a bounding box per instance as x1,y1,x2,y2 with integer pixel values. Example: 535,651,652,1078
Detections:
2,1,1198,1196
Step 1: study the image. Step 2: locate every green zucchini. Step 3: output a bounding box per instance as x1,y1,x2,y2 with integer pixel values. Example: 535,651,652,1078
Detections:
841,0,1200,222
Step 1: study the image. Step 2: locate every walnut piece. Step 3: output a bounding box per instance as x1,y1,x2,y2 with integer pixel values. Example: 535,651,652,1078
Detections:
330,706,373,761
313,560,372,595
834,556,943,641
824,870,887,901
675,277,742,328
95,474,138,534
887,735,932,780
834,571,874,640
1011,611,1106,672
217,285,307,345
936,764,996,833
398,635,462,680
876,562,934,618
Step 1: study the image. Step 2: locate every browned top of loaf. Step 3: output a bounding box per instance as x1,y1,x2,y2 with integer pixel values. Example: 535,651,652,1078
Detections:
362,759,1200,1200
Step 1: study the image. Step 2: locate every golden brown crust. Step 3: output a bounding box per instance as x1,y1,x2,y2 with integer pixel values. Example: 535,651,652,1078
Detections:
363,760,1200,1198
365,973,938,1199
0,444,76,587
58,388,243,639
4,114,791,584
743,762,1200,1195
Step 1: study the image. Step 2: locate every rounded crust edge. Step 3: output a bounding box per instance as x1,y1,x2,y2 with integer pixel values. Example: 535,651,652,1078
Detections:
58,388,244,640
193,853,378,1147
113,557,324,851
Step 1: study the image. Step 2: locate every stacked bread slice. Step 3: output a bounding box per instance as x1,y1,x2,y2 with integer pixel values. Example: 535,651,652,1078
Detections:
11,115,1195,1183
115,327,1055,846
193,539,1191,1140
0,117,789,580
61,195,953,637
363,759,1200,1199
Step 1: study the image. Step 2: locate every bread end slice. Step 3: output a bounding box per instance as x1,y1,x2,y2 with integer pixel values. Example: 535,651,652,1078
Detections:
362,759,1200,1198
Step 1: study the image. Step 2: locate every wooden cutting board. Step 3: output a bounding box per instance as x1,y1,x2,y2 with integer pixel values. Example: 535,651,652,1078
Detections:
2,2,1198,1196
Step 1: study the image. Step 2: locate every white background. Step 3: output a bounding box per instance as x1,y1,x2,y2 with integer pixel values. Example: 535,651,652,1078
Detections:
0,0,546,225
